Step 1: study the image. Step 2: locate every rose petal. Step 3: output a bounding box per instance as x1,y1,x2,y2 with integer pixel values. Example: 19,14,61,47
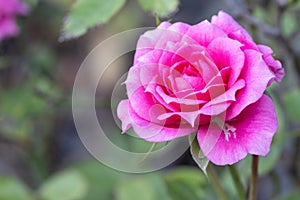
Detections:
211,10,253,41
156,85,207,105
124,65,161,122
124,66,143,97
134,22,192,64
118,100,195,142
258,44,285,82
117,100,133,133
157,110,200,128
158,21,172,29
229,30,258,50
129,86,162,123
200,79,245,115
226,49,275,120
181,67,230,100
167,22,190,35
139,40,220,89
207,37,245,87
197,95,278,165
145,84,179,112
186,20,227,47
157,80,245,125
134,22,170,63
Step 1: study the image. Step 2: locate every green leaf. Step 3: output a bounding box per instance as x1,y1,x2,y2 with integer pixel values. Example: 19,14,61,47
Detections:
115,174,170,200
61,0,126,40
75,161,125,200
27,44,56,74
137,0,179,18
253,5,273,25
189,134,209,175
0,84,50,141
0,176,32,200
283,88,300,124
281,10,297,37
38,169,88,200
253,6,268,21
163,167,207,200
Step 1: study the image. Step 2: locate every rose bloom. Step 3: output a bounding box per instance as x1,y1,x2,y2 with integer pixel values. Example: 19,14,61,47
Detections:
0,0,29,41
117,11,284,165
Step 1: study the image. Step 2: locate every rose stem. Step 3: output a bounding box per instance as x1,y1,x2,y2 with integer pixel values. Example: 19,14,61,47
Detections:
249,155,259,200
207,164,228,200
139,142,157,164
228,164,246,200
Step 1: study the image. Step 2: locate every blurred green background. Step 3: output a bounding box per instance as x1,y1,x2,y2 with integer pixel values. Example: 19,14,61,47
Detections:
1,0,300,199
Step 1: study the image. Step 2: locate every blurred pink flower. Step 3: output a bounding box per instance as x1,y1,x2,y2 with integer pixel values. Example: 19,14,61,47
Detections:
117,11,284,165
0,0,29,41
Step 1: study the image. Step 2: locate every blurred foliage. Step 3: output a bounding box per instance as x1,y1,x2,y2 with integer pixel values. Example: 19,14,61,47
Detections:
116,174,170,200
276,190,300,200
163,167,207,200
61,0,126,40
0,79,59,142
281,11,297,37
0,176,32,200
61,0,179,40
75,162,124,200
137,0,179,18
283,88,300,124
0,161,209,200
38,169,88,200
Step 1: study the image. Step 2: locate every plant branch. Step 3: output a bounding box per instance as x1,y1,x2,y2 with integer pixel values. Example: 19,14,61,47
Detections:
249,155,259,200
207,164,228,200
228,165,246,200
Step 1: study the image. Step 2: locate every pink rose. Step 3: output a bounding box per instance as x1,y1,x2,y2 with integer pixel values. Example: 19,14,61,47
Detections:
117,11,284,165
0,0,29,41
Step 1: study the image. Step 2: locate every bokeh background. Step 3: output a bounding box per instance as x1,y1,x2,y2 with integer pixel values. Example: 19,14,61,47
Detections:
1,0,300,199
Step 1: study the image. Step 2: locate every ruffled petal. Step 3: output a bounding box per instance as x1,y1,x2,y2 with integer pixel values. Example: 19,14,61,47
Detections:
117,100,133,133
258,44,285,82
229,30,258,50
197,95,278,165
134,22,191,64
129,86,165,123
226,49,275,120
211,10,253,41
145,84,179,112
157,79,245,125
207,37,245,87
186,20,227,47
200,79,245,115
118,100,195,142
156,85,207,105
